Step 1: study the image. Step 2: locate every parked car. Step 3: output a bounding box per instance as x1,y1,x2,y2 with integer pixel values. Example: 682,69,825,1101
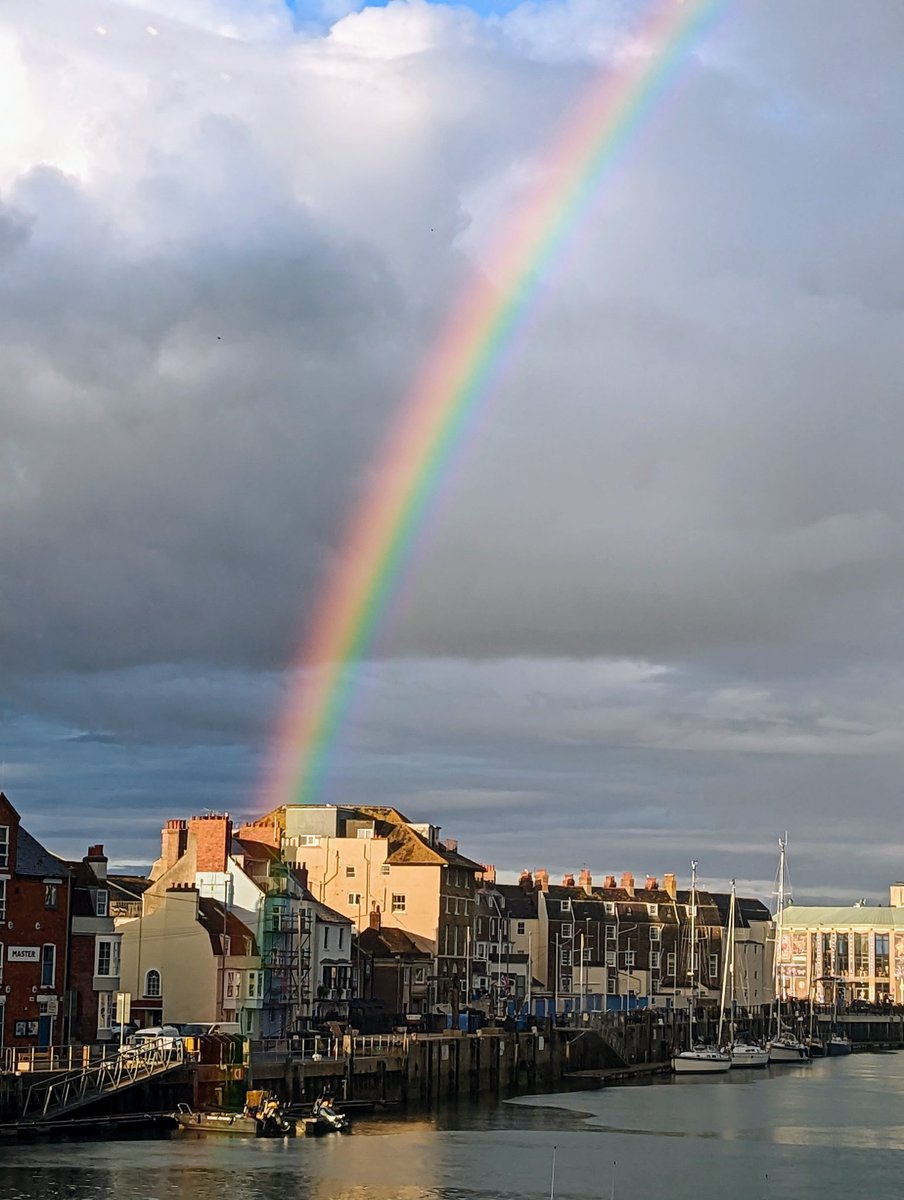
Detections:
120,1025,182,1054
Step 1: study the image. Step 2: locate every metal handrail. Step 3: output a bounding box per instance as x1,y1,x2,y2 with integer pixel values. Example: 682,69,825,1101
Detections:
21,1038,185,1121
13,1044,118,1074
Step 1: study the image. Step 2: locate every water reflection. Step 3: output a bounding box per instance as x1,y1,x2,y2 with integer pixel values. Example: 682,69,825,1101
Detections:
3,1054,904,1200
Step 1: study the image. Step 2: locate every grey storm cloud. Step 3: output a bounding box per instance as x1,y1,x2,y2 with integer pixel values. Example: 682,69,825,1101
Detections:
2,0,904,897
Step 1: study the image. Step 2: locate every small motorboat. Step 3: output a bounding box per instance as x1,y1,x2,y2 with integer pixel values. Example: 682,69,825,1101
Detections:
826,1032,853,1056
302,1095,351,1135
174,1095,296,1137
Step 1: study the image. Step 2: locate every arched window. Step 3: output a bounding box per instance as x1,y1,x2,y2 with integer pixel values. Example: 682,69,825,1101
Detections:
145,969,161,998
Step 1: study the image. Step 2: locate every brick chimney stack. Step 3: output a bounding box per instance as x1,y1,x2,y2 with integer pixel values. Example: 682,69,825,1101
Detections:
370,904,382,931
519,869,534,892
481,864,497,885
562,872,576,888
645,875,659,891
85,844,108,881
620,871,635,896
296,861,309,890
603,875,617,889
579,868,593,894
161,819,188,872
663,873,677,899
534,868,549,892
188,813,233,873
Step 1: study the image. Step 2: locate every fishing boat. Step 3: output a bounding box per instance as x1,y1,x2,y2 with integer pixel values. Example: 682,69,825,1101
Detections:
767,836,811,1065
672,861,731,1074
173,1096,296,1137
720,881,769,1068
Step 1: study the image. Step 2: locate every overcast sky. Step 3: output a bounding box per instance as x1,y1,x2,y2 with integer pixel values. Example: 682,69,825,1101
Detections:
2,0,904,905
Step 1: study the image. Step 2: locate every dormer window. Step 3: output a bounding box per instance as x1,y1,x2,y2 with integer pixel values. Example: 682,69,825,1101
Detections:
605,901,616,915
647,903,659,917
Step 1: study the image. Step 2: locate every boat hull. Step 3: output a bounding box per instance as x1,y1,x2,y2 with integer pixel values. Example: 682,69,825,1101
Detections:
826,1038,852,1056
175,1111,296,1137
767,1042,810,1063
730,1045,769,1069
672,1051,732,1074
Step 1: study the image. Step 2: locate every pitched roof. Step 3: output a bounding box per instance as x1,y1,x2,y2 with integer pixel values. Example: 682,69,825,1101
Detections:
491,884,540,919
15,826,68,878
108,874,151,900
197,897,259,956
358,925,433,958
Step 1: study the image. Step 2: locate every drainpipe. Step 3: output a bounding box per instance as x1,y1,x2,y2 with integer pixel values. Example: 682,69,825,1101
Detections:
62,869,73,1045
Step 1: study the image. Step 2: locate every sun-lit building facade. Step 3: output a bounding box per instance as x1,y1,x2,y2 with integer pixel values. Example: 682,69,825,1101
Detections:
778,886,904,1004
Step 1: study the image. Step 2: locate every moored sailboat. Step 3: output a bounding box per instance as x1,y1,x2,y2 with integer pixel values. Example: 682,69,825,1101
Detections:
767,835,811,1065
672,860,731,1075
720,881,769,1068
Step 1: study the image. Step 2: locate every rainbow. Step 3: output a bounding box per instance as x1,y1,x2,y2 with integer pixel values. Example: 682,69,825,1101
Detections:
263,0,730,811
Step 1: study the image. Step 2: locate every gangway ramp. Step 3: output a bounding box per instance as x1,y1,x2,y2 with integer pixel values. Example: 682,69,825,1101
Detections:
19,1038,185,1124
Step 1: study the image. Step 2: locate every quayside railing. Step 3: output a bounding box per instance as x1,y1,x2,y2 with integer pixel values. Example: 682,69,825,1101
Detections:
20,1038,185,1123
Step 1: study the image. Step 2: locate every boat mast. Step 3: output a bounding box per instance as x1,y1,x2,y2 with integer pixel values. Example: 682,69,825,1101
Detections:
718,880,736,1046
689,860,697,1045
774,834,787,1032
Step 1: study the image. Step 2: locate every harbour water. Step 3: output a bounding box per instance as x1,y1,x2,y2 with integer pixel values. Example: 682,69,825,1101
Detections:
2,1051,902,1199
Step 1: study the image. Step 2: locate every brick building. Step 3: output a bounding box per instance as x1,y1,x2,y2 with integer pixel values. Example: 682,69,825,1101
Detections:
0,793,69,1049
66,845,121,1043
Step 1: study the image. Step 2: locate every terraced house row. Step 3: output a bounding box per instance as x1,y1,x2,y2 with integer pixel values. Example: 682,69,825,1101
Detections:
2,792,782,1048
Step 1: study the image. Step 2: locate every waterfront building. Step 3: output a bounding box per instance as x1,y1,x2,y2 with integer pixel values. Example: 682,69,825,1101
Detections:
118,883,261,1029
491,866,772,1018
0,795,123,1049
66,845,123,1043
357,907,433,1018
471,873,536,1014
244,805,482,1012
777,886,904,1005
0,793,69,1049
131,813,353,1036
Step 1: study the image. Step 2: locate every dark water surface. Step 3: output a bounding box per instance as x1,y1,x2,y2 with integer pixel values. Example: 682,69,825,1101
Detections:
2,1052,901,1199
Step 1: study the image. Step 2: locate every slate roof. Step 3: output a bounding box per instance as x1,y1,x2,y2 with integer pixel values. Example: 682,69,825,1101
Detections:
197,897,259,957
108,874,151,901
490,884,539,919
15,826,68,878
358,925,433,959
710,892,773,929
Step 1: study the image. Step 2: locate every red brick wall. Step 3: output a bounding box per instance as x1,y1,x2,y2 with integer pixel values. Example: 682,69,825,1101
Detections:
67,933,99,1044
2,875,69,1048
188,815,233,872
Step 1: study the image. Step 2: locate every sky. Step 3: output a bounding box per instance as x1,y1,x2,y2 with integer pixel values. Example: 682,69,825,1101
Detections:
2,0,904,905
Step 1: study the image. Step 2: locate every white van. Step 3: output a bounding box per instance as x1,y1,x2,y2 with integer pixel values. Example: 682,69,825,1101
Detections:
120,1025,182,1055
